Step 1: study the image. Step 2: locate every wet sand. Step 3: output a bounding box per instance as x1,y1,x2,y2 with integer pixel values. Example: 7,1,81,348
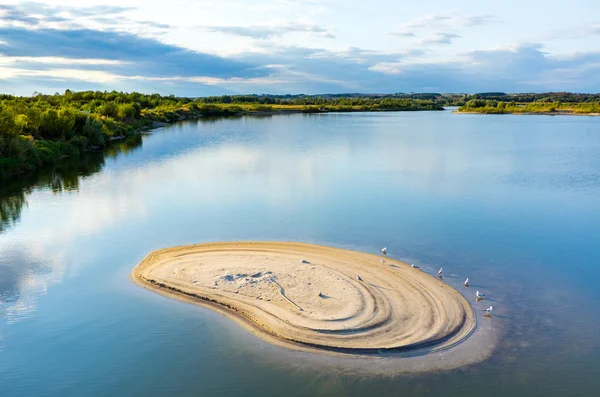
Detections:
132,242,476,357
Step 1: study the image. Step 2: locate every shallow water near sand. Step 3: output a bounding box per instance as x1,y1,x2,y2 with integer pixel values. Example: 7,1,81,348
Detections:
1,111,600,396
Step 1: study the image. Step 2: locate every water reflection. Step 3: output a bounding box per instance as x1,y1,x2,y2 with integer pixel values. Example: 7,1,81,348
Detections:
0,247,54,325
0,135,143,233
0,190,25,234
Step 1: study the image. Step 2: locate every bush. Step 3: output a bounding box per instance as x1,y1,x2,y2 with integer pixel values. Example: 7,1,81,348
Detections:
97,102,118,118
82,117,105,146
117,103,140,119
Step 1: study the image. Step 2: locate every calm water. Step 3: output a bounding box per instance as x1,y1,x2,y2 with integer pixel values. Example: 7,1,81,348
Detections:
1,111,600,396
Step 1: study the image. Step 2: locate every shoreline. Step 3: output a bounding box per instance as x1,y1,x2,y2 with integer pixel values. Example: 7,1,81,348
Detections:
132,241,478,359
455,110,600,116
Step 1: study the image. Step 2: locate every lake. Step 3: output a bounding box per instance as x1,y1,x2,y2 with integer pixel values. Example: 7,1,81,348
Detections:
1,111,600,396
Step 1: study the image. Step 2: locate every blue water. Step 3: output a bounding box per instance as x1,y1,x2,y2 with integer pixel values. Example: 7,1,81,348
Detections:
1,111,600,396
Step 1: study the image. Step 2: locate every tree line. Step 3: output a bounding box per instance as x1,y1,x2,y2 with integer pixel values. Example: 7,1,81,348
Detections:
0,90,445,179
458,99,600,114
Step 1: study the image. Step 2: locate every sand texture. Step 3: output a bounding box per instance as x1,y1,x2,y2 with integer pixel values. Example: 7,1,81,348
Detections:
133,242,476,356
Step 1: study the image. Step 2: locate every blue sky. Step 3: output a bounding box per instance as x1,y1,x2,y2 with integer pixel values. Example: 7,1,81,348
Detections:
0,0,599,95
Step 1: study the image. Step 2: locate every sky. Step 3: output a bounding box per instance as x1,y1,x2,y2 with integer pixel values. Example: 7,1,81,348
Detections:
0,0,599,96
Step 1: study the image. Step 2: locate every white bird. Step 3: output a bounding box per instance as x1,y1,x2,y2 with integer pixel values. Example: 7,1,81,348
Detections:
476,290,484,298
464,278,469,287
357,274,363,282
483,306,493,315
437,268,443,277
411,264,419,269
381,247,387,255
380,259,385,263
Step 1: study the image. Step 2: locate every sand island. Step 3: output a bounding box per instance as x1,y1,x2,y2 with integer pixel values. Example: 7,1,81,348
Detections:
133,242,476,356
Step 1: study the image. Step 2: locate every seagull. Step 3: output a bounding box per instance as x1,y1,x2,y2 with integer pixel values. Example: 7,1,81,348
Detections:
464,278,469,287
381,247,387,255
437,268,443,277
476,290,484,298
318,291,323,297
483,306,493,315
380,259,385,263
357,274,363,282
411,264,419,269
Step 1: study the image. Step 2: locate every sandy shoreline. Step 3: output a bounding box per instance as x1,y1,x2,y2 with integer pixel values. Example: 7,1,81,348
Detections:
132,242,477,357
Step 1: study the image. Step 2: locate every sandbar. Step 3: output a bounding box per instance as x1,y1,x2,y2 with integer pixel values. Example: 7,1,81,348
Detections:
132,242,476,357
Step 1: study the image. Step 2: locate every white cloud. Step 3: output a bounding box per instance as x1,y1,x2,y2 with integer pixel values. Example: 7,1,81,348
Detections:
0,67,123,82
199,22,334,39
0,56,130,66
420,32,461,45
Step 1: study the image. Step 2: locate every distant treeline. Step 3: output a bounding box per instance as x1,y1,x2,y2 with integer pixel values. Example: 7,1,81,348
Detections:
0,90,442,179
201,91,600,106
465,92,600,103
199,92,447,103
458,98,600,114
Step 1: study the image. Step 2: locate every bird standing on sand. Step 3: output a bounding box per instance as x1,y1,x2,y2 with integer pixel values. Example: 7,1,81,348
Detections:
483,306,493,315
476,290,484,299
437,268,443,277
464,278,469,287
411,264,419,269
381,247,387,255
357,274,363,281
318,291,323,297
381,259,385,263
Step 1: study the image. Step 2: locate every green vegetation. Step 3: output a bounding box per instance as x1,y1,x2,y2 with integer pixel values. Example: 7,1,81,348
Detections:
0,90,442,179
458,98,600,115
461,92,600,103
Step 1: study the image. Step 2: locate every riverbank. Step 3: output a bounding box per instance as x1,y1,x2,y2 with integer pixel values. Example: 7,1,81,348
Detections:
0,100,443,180
132,241,477,358
456,110,600,116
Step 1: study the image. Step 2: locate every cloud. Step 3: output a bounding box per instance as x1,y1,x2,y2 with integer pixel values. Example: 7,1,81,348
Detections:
0,3,167,33
0,27,263,79
235,42,600,94
390,12,496,38
0,56,130,66
0,4,41,25
0,3,598,96
0,3,135,21
200,23,334,39
464,14,496,27
366,43,600,92
90,16,170,30
305,46,426,64
390,31,415,37
420,32,461,45
229,45,437,93
60,5,136,17
0,24,271,95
